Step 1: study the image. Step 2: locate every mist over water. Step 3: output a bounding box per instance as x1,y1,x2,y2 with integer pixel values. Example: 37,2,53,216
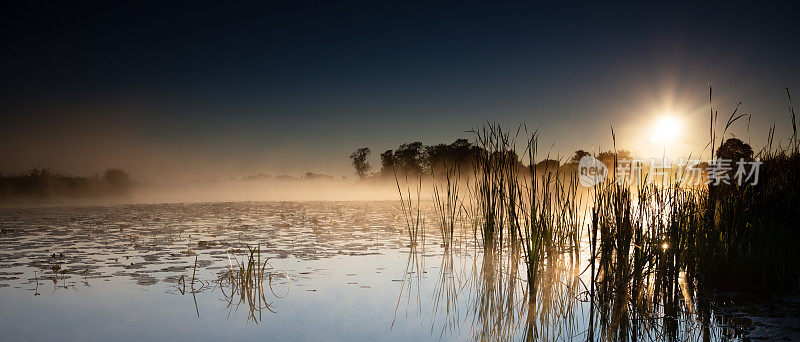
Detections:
132,179,402,203
0,179,409,208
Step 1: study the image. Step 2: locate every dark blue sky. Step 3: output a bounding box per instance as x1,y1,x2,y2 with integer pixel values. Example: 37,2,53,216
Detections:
2,2,799,179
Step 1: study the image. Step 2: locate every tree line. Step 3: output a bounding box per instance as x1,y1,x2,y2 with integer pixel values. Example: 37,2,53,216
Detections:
349,138,754,180
350,139,485,179
349,138,601,180
349,138,633,180
0,168,133,201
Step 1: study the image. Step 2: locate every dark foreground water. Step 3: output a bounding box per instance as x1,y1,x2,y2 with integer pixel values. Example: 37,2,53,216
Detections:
0,202,797,341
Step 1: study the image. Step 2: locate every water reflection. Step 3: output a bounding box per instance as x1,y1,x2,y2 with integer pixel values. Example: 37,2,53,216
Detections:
431,246,463,338
0,202,796,340
392,245,425,330
216,246,289,323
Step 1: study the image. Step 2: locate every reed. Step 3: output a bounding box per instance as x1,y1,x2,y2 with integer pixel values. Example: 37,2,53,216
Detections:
218,245,287,323
432,160,462,249
697,146,800,289
468,125,584,298
391,89,800,339
470,123,507,245
394,168,424,247
692,87,800,290
584,172,702,339
430,249,462,338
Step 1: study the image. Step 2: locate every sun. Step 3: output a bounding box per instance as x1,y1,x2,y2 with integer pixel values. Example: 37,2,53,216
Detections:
650,115,682,144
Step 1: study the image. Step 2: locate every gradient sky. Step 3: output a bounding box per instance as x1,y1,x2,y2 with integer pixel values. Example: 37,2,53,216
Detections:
3,2,799,180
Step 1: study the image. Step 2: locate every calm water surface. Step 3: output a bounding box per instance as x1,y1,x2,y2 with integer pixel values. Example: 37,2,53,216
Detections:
0,202,797,341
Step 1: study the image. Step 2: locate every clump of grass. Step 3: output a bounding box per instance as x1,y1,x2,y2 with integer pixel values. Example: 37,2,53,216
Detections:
697,144,800,290
467,124,583,298
584,171,704,340
218,245,288,323
473,124,516,246
692,88,800,290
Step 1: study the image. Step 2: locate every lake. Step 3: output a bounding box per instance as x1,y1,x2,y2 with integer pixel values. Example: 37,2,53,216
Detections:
0,201,797,341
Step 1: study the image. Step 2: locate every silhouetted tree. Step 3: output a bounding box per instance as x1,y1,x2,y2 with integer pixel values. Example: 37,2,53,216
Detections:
394,142,424,174
380,150,395,177
569,150,591,164
711,138,755,193
489,149,524,170
103,168,130,186
423,143,451,173
716,138,753,162
423,138,481,174
350,147,371,180
597,150,632,168
103,168,131,195
450,139,480,164
535,159,561,171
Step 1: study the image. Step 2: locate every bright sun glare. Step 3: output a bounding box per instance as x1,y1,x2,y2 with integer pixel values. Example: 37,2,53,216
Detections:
650,115,682,144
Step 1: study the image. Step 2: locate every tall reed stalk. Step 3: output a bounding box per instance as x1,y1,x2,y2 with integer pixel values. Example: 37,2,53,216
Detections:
432,160,461,250
395,169,424,247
